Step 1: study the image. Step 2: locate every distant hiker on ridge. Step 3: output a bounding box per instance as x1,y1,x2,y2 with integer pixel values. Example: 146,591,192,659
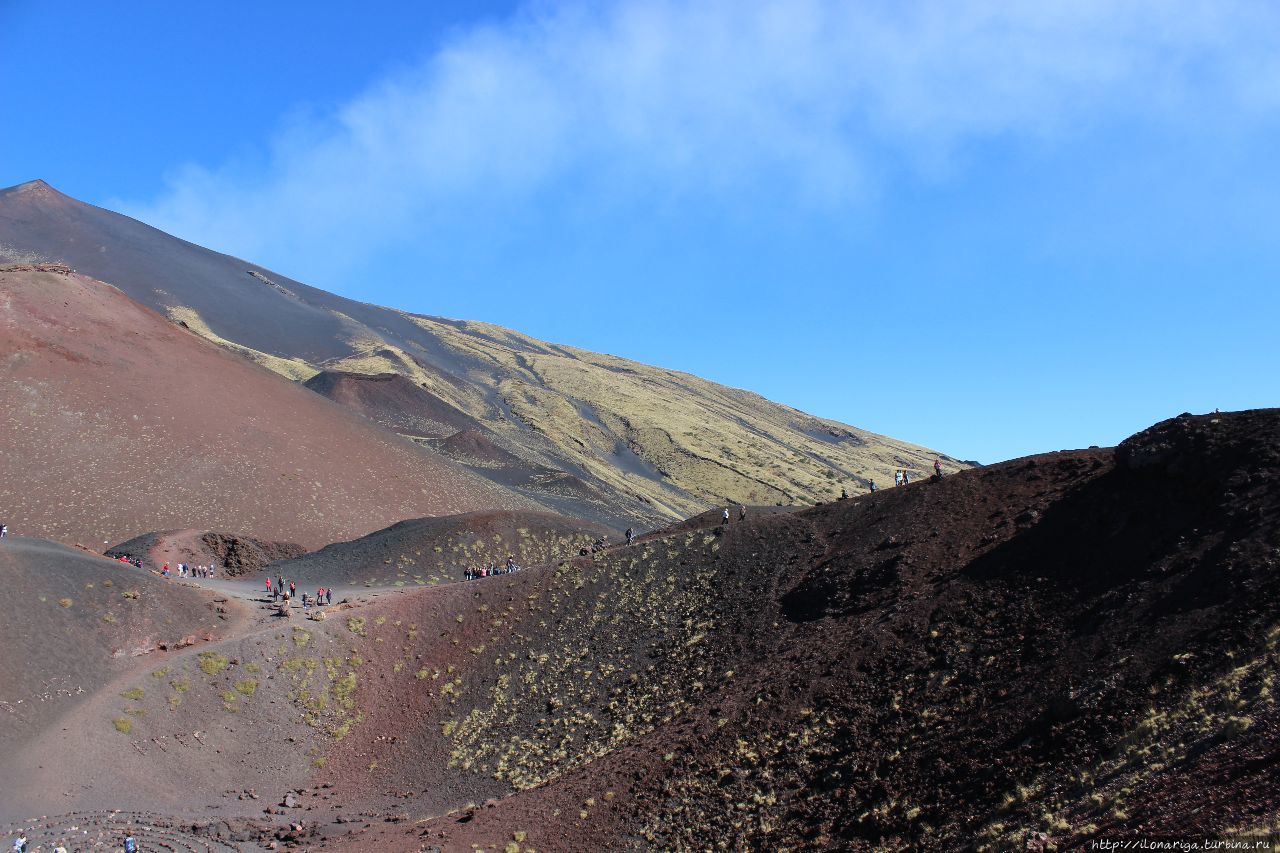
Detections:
894,471,902,487
625,527,634,545
0,523,7,538
869,480,876,493
739,505,747,522
722,508,730,524
934,458,942,478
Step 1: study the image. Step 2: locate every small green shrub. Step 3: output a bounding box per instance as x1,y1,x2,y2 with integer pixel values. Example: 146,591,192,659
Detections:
198,651,229,675
112,718,132,734
234,679,258,696
120,687,144,700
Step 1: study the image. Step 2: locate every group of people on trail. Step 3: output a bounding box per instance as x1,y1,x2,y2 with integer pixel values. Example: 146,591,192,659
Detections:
720,506,747,525
464,556,520,581
159,562,217,579
267,576,333,608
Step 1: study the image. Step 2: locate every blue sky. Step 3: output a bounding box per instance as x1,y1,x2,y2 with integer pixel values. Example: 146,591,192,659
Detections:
3,0,1278,463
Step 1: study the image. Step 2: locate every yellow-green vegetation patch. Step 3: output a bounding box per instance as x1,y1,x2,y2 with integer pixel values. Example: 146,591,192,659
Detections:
150,667,170,679
168,695,182,708
245,662,260,673
313,756,327,768
347,617,366,635
292,627,311,648
332,672,358,708
234,679,259,697
112,718,132,734
220,690,237,703
197,651,229,676
170,678,190,693
120,687,145,700
101,613,117,624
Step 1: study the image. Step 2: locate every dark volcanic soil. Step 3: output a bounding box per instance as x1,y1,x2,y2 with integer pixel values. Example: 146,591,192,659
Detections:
3,409,1278,852
319,409,1280,850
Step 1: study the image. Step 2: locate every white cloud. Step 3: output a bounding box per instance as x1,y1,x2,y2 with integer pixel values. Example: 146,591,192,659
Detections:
121,0,1280,274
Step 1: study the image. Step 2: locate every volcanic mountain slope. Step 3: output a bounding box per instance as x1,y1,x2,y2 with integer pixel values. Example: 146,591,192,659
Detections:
2,410,1278,851
305,370,639,524
267,509,613,589
0,537,243,762
302,369,482,439
0,179,961,522
328,409,1280,851
0,264,539,550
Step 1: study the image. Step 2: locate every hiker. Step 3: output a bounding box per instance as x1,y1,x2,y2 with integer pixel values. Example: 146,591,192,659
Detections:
289,581,296,598
625,527,634,545
722,508,730,524
739,505,747,522
506,556,516,572
0,524,7,539
934,458,942,478
12,835,27,853
124,834,137,853
869,480,876,493
265,577,272,597
302,593,310,609
894,470,902,487
326,588,332,605
840,487,848,499
277,574,284,592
